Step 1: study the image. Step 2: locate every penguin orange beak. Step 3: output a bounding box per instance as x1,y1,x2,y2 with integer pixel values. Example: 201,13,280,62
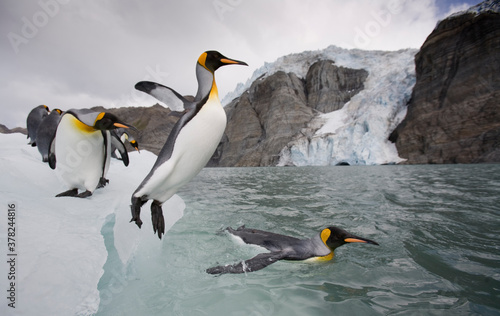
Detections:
220,58,248,66
344,237,379,246
114,122,139,133
114,122,129,129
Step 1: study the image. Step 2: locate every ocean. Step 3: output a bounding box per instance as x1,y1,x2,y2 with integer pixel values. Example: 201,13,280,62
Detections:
96,164,500,315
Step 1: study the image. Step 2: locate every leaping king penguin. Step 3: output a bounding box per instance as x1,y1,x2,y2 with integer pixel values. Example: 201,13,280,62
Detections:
50,109,134,198
130,51,247,239
206,225,379,274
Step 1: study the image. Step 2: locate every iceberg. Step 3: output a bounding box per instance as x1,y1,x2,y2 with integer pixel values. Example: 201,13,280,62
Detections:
0,133,184,315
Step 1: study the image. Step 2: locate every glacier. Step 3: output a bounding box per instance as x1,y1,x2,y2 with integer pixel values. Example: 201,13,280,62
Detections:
0,133,184,316
223,46,418,166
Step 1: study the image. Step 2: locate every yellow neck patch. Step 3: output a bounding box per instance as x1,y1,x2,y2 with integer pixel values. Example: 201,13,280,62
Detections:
304,252,334,263
71,116,95,133
209,80,219,100
316,252,334,261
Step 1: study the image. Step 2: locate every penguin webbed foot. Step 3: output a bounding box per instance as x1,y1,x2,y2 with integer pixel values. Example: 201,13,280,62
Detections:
97,177,109,189
151,201,165,239
206,252,285,275
76,190,92,198
206,261,251,275
55,189,92,198
56,188,79,197
130,196,145,229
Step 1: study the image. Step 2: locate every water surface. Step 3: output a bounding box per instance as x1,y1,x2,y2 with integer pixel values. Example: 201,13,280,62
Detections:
97,164,500,315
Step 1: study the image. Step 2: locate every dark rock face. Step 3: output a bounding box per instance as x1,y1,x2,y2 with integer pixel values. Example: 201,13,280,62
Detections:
306,61,368,113
0,124,27,135
391,11,500,164
212,60,370,167
214,71,316,167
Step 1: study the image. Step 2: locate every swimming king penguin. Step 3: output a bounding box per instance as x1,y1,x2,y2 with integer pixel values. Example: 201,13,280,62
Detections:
206,225,379,274
130,51,247,239
50,108,134,198
36,108,62,163
26,105,49,146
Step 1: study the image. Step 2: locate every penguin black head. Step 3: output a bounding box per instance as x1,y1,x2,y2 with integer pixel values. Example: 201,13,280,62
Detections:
94,112,135,131
321,226,379,251
130,139,140,152
198,51,248,73
122,132,140,152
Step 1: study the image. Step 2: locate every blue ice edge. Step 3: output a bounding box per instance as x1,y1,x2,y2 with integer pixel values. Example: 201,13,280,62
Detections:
96,214,128,313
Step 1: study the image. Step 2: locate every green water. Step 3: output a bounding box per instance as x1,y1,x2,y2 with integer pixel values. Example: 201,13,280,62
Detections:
97,165,500,315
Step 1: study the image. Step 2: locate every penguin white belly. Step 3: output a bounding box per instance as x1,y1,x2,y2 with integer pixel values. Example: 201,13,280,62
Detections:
140,99,226,203
55,115,105,192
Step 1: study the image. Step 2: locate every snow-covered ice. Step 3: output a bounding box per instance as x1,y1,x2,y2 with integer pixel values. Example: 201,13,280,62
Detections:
0,133,184,316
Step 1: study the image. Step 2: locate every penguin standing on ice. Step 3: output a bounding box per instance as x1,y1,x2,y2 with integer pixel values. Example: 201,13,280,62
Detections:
130,51,247,239
50,108,134,198
206,225,379,274
36,108,62,163
26,105,49,146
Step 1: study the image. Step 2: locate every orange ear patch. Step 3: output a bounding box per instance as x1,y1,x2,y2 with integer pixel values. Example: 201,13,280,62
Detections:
321,228,331,243
198,52,208,70
94,112,105,126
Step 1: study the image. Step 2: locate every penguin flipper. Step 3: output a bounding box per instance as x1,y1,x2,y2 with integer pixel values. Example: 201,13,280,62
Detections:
110,132,129,166
206,252,286,275
135,81,190,113
227,226,302,252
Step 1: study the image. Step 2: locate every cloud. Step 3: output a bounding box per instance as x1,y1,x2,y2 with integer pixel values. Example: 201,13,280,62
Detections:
0,0,481,128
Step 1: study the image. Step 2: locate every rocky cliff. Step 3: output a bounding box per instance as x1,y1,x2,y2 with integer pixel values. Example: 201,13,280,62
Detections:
0,124,27,135
214,47,416,167
212,58,372,167
390,1,500,163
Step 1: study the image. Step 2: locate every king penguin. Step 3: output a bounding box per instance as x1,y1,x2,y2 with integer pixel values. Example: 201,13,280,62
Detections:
50,108,134,198
130,51,247,239
36,108,62,163
206,225,379,274
26,105,49,146
111,127,139,159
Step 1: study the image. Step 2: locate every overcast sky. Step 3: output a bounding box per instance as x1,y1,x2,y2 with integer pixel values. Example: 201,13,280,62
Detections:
1,0,482,128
